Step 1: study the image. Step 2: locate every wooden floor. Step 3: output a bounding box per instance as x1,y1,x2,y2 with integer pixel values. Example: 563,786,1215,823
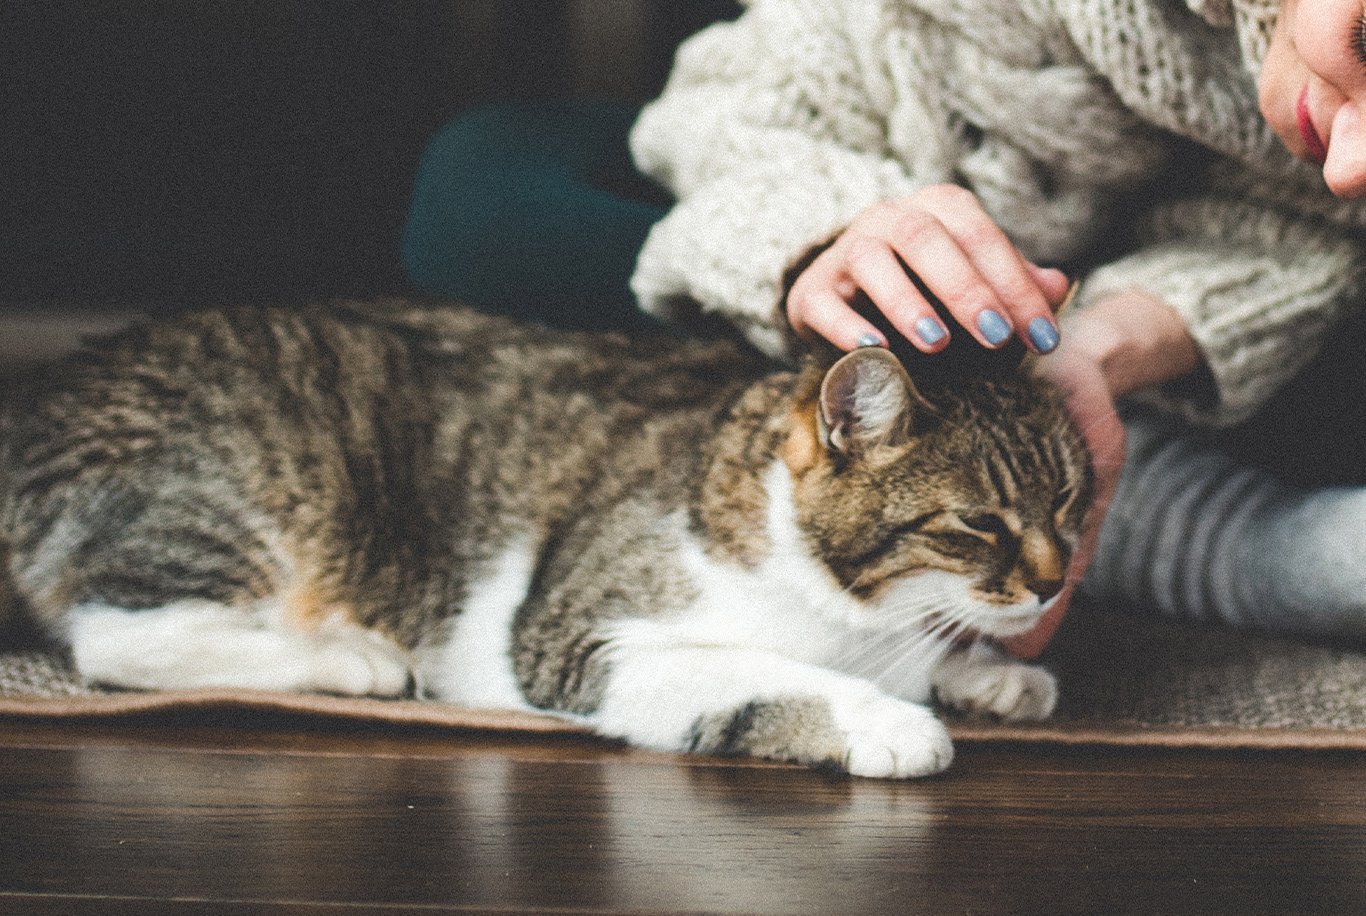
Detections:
0,714,1363,915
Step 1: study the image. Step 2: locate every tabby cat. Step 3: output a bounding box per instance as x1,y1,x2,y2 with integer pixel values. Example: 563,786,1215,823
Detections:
0,301,1088,778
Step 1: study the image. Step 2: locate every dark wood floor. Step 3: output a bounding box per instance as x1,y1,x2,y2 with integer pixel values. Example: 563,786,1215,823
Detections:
0,714,1362,915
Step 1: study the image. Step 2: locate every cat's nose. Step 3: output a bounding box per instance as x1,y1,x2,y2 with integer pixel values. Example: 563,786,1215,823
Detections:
1027,576,1064,603
1020,530,1065,603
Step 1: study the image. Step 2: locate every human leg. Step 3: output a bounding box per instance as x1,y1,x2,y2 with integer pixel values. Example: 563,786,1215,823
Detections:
1081,410,1366,644
402,100,668,331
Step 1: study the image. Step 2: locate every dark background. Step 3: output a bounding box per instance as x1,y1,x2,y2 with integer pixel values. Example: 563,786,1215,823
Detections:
0,1,740,312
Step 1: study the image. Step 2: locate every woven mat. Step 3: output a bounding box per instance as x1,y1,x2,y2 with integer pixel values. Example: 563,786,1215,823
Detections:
3,605,1364,750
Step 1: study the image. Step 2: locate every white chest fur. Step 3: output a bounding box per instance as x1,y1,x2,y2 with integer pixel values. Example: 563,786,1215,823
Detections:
417,461,965,712
671,461,863,658
614,461,964,704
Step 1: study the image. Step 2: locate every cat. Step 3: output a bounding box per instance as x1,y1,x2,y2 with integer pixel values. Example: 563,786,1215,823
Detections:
0,300,1089,778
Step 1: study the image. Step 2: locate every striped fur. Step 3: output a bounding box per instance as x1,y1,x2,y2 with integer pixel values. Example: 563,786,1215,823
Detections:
0,301,1088,777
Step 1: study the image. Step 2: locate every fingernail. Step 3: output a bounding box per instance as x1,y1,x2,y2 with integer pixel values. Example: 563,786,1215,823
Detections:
1027,316,1060,353
976,309,1012,346
856,333,885,348
915,317,947,346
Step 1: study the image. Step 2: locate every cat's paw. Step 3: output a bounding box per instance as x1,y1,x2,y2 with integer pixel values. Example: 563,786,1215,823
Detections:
934,658,1057,722
833,692,954,778
310,629,413,697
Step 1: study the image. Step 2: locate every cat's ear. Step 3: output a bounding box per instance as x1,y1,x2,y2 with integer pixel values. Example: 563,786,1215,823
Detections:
817,348,923,454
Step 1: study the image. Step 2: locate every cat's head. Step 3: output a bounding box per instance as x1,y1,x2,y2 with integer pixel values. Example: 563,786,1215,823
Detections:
783,347,1091,640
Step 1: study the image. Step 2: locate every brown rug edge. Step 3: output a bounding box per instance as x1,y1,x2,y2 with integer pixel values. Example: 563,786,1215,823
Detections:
0,690,584,735
3,689,1364,751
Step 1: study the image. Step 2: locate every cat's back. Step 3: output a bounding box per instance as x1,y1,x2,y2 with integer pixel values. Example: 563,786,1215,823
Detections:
385,299,773,414
6,304,419,431
0,300,776,533
1,305,431,500
384,301,781,547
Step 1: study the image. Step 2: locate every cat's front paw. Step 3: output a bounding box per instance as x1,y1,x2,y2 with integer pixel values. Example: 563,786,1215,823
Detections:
685,689,953,778
934,657,1057,722
833,692,954,778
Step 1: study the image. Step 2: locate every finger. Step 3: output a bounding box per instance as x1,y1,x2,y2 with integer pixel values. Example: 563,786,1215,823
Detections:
884,211,1016,349
789,287,888,351
933,210,1062,354
1028,265,1072,307
844,242,951,352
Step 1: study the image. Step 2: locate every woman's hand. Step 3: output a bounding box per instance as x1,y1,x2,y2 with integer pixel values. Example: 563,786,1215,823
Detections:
1001,332,1126,659
786,186,1072,353
1002,290,1202,658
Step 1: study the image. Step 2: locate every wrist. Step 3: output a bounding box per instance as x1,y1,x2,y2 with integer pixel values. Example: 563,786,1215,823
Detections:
1063,290,1201,398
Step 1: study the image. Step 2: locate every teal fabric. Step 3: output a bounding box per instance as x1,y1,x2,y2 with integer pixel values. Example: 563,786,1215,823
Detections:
403,101,668,331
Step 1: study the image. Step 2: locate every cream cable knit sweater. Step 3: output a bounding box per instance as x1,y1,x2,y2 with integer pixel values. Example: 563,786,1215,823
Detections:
629,0,1366,426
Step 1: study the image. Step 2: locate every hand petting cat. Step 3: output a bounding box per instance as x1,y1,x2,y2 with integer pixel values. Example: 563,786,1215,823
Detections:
1008,290,1202,655
784,184,1072,354
784,187,1203,658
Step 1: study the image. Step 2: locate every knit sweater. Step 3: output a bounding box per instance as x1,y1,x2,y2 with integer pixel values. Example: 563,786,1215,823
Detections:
629,0,1366,426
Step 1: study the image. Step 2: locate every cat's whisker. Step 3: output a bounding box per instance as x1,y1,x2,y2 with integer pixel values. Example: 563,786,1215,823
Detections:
859,609,968,678
874,624,941,672
833,613,935,678
863,614,969,690
849,629,923,686
822,593,948,669
864,609,963,678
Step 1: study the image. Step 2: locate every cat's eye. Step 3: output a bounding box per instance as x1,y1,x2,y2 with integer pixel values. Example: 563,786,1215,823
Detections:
959,513,1010,539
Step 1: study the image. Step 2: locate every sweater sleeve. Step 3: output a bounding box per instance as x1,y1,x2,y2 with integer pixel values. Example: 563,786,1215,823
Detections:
628,1,934,359
1075,194,1364,427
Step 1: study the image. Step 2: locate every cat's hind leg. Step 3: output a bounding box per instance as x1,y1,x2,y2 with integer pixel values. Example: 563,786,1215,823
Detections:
8,475,412,696
67,598,412,695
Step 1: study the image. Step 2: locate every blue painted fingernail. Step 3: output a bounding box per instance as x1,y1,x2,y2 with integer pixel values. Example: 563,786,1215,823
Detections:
1027,317,1060,353
977,309,1012,346
856,333,884,348
915,317,947,346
